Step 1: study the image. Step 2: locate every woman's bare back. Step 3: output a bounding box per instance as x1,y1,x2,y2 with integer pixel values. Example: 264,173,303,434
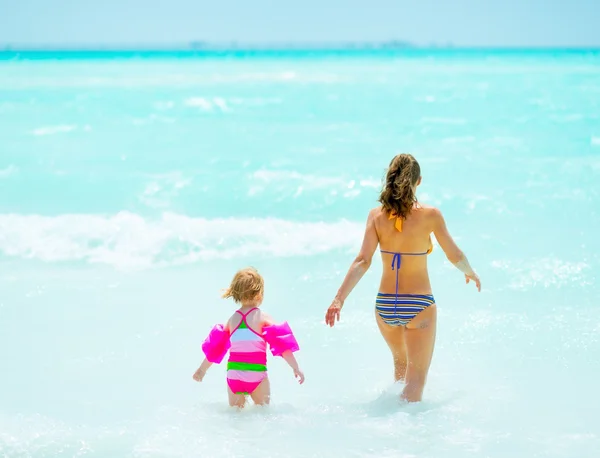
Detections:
373,205,436,295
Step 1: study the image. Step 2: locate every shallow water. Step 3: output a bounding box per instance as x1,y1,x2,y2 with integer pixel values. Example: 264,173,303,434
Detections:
1,50,599,457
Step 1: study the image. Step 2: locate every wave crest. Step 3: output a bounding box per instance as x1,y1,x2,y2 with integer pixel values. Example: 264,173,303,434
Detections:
0,213,363,269
31,125,77,136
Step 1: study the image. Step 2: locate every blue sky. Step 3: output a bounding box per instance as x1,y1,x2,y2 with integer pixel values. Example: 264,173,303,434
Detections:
1,0,599,47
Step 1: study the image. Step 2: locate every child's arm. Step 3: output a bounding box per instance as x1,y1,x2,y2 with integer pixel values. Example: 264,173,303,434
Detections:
262,317,304,385
282,350,305,384
194,321,231,383
192,358,213,382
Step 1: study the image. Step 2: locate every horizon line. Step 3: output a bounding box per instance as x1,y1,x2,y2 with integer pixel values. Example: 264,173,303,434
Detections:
2,41,600,52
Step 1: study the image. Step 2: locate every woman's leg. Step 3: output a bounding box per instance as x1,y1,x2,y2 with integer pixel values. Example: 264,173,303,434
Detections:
249,377,271,406
375,311,408,382
402,304,437,402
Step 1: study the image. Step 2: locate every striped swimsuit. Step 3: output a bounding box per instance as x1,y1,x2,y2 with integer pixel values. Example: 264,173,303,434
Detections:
376,212,436,327
226,308,268,395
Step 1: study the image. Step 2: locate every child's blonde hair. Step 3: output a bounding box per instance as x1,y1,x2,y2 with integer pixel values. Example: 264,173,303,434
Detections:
222,267,264,303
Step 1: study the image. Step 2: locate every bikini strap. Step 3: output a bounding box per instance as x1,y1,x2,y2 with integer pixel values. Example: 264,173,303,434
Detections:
380,250,427,316
233,307,259,330
232,307,264,338
235,307,259,322
381,249,428,257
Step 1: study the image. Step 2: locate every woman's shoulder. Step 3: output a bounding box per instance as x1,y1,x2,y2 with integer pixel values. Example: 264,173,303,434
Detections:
416,204,445,229
370,205,443,227
369,206,385,218
417,202,442,216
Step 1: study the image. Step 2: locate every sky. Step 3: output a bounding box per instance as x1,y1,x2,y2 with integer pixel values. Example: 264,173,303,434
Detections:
1,0,599,47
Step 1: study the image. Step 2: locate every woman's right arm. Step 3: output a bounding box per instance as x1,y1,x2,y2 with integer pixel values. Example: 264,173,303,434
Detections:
325,208,379,326
431,208,481,291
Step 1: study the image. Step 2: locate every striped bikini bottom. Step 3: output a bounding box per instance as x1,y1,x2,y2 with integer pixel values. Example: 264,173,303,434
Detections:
375,293,436,327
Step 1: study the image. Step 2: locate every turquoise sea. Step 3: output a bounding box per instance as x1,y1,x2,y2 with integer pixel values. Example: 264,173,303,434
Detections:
1,49,599,457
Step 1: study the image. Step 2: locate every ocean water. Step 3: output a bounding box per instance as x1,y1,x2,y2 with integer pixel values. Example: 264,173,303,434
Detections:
1,49,599,457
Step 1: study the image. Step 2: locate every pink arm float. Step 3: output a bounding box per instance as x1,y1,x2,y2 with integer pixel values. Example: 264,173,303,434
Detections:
201,324,231,363
262,322,300,356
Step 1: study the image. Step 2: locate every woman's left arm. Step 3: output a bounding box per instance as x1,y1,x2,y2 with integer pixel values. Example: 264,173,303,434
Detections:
325,209,379,327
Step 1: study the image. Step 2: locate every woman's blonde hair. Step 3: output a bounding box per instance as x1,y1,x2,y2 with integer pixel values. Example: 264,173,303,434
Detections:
222,267,264,303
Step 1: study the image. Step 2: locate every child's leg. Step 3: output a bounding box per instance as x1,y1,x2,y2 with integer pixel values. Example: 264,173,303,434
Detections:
227,387,246,408
249,377,270,406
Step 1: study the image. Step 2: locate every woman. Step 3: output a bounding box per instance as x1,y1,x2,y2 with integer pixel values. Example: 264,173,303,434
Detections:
325,153,481,402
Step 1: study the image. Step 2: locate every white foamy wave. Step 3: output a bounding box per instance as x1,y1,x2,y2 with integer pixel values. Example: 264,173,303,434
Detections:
0,413,84,456
421,117,467,125
184,97,212,110
1,72,344,90
213,71,340,84
31,125,77,136
139,172,192,208
491,257,590,289
228,97,283,107
132,114,176,126
0,165,18,178
156,97,281,113
184,97,229,112
0,213,363,269
249,170,381,198
252,170,343,188
359,179,382,189
466,194,490,211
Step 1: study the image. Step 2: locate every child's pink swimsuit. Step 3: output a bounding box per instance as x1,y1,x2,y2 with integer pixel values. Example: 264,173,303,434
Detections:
201,308,299,395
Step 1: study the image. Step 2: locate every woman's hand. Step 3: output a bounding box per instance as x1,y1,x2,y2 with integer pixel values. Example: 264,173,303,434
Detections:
325,298,344,327
465,273,481,292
